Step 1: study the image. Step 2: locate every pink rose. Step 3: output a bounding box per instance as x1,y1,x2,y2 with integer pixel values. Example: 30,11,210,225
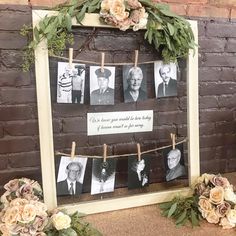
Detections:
126,0,142,9
210,176,230,188
216,202,231,217
4,179,19,192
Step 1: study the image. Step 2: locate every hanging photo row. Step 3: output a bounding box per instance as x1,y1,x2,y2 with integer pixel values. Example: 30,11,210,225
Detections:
56,61,177,104
56,143,186,197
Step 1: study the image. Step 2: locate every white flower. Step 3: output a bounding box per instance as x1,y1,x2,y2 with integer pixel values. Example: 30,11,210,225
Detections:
52,212,71,230
226,209,236,225
224,187,236,204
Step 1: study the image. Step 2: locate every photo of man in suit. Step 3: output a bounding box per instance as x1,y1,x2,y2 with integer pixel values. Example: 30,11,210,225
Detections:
90,66,115,105
154,62,177,98
56,156,87,196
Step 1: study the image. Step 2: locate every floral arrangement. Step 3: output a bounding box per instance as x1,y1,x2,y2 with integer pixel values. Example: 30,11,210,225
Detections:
0,178,102,236
160,173,236,229
21,0,195,71
194,173,236,229
100,0,148,31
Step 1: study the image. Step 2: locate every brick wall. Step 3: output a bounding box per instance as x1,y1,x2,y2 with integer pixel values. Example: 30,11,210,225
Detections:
0,1,236,193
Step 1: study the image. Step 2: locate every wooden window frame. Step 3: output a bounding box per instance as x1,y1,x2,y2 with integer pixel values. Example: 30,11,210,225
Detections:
32,10,199,214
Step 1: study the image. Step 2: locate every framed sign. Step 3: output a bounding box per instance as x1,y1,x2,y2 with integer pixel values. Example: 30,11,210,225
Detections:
32,10,199,214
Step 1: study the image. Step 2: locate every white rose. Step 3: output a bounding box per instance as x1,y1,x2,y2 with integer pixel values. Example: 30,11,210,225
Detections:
224,187,236,204
227,209,236,225
52,212,71,230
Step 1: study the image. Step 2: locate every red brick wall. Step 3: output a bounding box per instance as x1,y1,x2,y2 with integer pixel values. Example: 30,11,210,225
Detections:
0,1,236,192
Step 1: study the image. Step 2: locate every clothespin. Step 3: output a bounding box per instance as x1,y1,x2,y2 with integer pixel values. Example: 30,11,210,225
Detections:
69,48,73,69
103,143,107,163
101,52,105,73
70,141,76,159
170,133,176,150
137,143,141,162
134,50,139,68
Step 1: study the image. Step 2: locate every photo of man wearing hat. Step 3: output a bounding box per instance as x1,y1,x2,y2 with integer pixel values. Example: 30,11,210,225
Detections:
90,66,115,105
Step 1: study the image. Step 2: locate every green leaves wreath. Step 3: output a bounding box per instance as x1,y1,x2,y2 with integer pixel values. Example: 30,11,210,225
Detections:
21,0,196,71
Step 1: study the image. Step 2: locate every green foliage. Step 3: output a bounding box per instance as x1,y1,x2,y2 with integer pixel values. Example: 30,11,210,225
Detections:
141,0,196,63
159,196,202,227
44,212,102,236
21,0,195,71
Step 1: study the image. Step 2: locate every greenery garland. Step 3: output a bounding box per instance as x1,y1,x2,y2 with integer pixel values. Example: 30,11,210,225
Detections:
21,0,195,71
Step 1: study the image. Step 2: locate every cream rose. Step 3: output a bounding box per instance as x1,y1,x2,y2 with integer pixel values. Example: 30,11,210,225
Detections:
20,204,37,223
3,206,21,225
52,212,71,230
226,209,236,225
224,187,236,204
209,186,224,205
219,217,235,229
101,0,112,12
205,209,220,224
198,197,213,214
110,0,129,21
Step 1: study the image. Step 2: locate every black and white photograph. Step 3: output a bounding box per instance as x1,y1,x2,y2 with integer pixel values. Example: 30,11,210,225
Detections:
90,66,115,105
154,61,177,98
123,65,147,103
57,62,86,104
128,156,150,189
56,156,87,196
91,158,117,195
163,143,186,182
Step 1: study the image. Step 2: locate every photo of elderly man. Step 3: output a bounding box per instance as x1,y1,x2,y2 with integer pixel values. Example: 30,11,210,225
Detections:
56,156,87,196
90,66,115,105
154,61,177,98
123,65,147,103
163,143,186,182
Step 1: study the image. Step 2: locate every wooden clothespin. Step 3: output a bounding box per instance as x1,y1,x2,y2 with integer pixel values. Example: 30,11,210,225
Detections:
103,143,107,163
134,50,139,68
70,141,76,159
101,52,105,73
170,133,176,150
69,48,73,69
137,143,141,162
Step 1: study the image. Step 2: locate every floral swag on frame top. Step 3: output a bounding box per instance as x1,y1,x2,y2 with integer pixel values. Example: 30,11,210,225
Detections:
21,0,196,71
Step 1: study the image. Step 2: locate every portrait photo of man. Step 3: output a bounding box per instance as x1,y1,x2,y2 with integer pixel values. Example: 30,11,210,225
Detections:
163,143,186,182
57,62,86,104
90,66,115,105
91,158,117,195
123,65,147,103
72,64,85,104
56,156,87,196
154,61,177,98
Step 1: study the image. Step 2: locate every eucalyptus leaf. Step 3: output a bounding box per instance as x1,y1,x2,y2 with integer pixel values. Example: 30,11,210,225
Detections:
175,210,187,225
167,22,175,36
159,201,174,210
190,209,199,226
167,202,177,218
33,27,40,42
65,14,72,31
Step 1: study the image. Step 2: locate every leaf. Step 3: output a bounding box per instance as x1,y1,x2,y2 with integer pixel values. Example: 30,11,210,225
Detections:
59,228,77,236
33,26,40,42
175,210,187,225
190,209,199,227
65,14,72,31
159,201,174,210
167,202,177,218
167,22,175,36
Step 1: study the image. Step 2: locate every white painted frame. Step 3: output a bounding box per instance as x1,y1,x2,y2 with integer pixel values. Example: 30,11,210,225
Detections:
32,10,199,213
